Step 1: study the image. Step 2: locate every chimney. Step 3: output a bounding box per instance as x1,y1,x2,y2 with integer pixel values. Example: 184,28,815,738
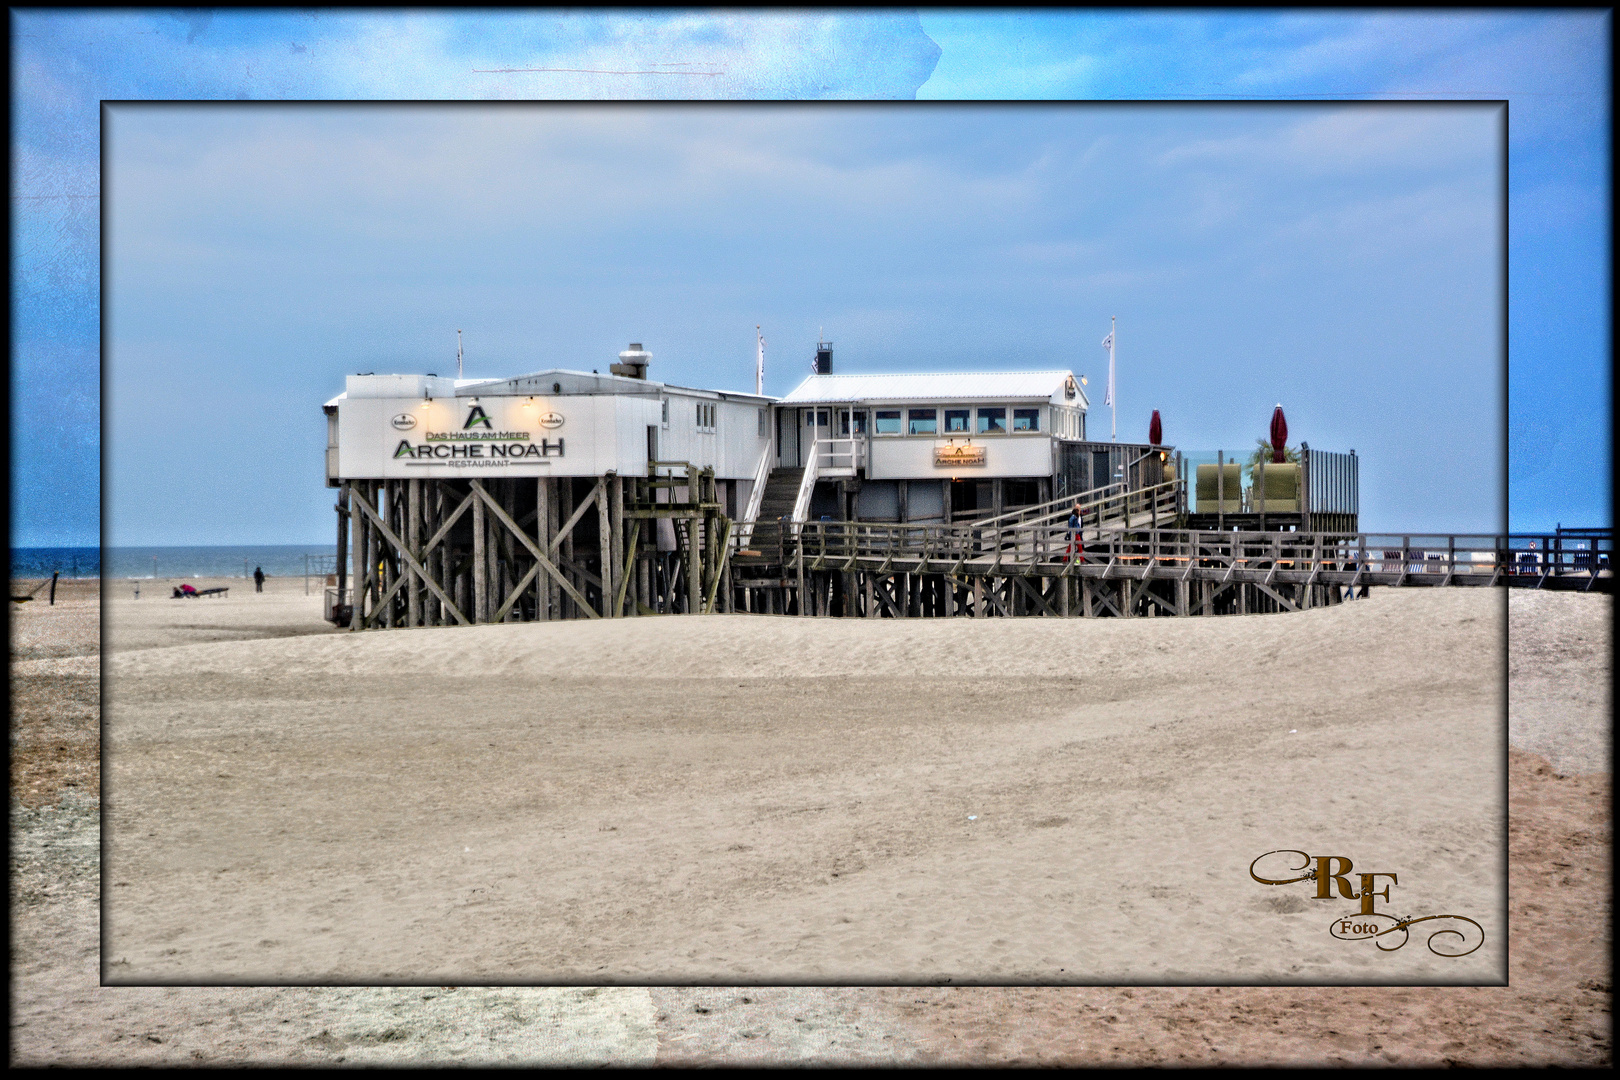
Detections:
611,342,651,379
813,340,833,375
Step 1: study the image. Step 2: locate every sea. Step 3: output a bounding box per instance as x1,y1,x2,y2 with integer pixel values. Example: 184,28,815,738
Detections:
12,546,339,581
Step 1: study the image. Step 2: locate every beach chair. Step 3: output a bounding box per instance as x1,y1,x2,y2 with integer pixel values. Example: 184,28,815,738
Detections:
11,578,53,603
1195,463,1242,514
1250,462,1301,513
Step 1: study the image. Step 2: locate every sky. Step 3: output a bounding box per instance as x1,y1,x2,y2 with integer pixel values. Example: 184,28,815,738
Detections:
11,10,1611,547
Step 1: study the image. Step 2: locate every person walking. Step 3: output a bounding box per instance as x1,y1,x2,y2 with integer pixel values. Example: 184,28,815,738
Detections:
1065,503,1085,563
253,566,265,593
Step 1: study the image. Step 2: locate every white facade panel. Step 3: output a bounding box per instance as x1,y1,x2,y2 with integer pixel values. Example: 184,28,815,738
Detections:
867,434,1054,480
334,384,770,481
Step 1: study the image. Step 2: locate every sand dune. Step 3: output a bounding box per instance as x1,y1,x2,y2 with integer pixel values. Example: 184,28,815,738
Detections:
102,587,1506,984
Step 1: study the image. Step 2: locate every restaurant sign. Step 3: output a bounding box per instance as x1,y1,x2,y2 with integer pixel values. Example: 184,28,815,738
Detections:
339,396,578,478
934,441,986,467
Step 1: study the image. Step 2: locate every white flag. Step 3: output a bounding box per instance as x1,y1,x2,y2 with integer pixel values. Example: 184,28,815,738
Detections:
755,328,766,396
1102,330,1115,407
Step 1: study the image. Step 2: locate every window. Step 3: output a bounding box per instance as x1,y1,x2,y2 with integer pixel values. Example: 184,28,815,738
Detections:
908,408,938,436
977,407,1006,434
661,399,669,425
838,410,867,436
1013,407,1040,432
874,409,902,435
804,408,829,427
943,408,970,433
758,408,768,438
696,402,716,432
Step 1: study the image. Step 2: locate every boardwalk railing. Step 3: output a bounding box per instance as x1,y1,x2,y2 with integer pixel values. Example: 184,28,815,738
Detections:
786,526,1611,591
789,437,866,532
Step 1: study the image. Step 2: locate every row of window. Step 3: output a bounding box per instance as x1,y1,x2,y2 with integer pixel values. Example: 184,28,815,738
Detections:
661,399,765,434
806,406,1042,436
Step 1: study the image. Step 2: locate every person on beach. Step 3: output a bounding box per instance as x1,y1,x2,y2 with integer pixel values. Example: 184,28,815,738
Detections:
254,566,265,593
1065,503,1085,563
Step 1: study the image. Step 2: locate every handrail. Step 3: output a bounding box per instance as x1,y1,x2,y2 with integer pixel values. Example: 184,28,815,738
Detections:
732,443,774,550
816,436,863,474
790,439,821,531
970,481,1125,529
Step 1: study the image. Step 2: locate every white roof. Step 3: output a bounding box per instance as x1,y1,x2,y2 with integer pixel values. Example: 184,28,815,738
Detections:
326,368,774,406
780,370,1086,406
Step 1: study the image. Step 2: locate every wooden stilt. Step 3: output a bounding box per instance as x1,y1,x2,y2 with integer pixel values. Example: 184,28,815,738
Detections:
335,481,350,612
560,480,575,619
610,474,624,616
686,518,701,615
407,479,421,626
348,482,364,630
796,532,807,616
472,486,487,623
597,477,613,618
364,482,380,620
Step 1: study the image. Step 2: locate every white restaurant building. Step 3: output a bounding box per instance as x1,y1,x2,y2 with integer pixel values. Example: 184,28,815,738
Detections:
324,342,1161,530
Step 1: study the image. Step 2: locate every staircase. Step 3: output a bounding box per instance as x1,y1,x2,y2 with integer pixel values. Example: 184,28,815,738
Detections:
737,467,803,561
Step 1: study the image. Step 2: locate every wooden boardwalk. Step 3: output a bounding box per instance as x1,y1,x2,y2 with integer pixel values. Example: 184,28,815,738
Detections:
332,465,1609,628
729,489,1612,616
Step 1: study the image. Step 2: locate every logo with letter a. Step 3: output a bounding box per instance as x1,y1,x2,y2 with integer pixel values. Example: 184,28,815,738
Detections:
464,405,494,430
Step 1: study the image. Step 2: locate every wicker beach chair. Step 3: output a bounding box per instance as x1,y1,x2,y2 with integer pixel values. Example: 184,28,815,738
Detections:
1195,463,1242,514
1250,462,1301,513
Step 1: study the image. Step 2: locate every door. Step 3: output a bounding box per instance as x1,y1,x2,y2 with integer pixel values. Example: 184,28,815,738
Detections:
798,408,829,467
1092,450,1112,492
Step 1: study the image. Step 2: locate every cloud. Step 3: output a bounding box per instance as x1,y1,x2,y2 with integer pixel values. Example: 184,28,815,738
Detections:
1157,105,1497,176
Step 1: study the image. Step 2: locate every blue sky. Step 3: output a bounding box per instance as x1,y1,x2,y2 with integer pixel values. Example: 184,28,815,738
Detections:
11,10,1611,546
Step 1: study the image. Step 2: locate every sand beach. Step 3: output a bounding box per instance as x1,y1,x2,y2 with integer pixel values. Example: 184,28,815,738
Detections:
10,576,1611,1064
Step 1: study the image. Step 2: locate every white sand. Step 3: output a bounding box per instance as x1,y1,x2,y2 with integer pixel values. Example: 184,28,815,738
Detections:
102,587,1507,984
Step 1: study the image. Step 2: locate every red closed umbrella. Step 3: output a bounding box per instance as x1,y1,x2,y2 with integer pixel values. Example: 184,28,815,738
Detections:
1269,405,1288,463
1148,410,1162,446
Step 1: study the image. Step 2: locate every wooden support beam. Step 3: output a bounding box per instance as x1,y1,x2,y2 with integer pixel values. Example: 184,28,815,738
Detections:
597,477,614,617
796,541,807,616
615,519,641,617
407,479,421,627
347,482,365,630
472,485,488,623
470,479,600,619
686,518,701,615
364,481,380,618
560,480,576,618
492,562,542,624
352,490,470,625
1252,579,1300,612
1011,573,1059,617
610,475,625,612
552,477,602,556
703,518,734,614
980,581,1011,617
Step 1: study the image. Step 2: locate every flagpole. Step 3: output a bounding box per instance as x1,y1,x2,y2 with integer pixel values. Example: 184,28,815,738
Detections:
756,325,764,396
1109,316,1116,441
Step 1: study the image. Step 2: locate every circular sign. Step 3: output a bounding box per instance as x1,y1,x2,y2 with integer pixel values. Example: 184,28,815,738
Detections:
539,412,565,429
390,413,418,430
